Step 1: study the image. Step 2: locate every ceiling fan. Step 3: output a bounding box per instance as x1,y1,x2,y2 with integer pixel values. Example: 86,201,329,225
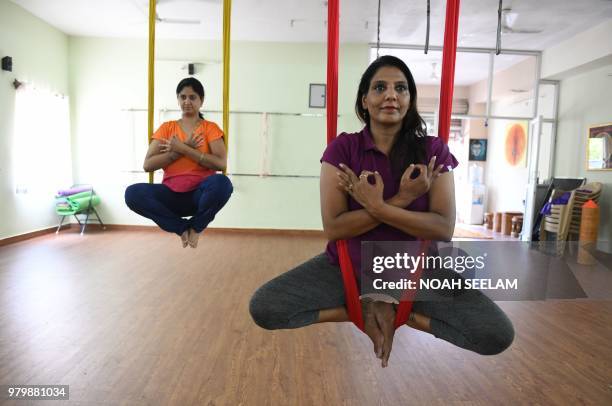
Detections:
131,0,215,25
500,7,542,34
155,14,201,25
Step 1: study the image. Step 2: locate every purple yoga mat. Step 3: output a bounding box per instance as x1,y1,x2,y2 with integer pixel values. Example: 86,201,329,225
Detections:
56,186,92,197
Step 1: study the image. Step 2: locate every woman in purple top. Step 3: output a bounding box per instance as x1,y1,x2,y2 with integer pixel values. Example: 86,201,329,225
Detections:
250,56,514,367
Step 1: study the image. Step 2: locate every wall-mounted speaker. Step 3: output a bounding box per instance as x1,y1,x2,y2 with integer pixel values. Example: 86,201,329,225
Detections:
2,56,12,72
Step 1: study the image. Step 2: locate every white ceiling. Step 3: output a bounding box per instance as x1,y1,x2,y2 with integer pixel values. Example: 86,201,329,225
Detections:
372,48,531,86
11,0,612,47
10,0,612,85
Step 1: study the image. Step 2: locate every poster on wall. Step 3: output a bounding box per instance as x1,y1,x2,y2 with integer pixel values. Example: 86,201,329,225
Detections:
587,123,612,170
504,122,528,167
469,139,487,161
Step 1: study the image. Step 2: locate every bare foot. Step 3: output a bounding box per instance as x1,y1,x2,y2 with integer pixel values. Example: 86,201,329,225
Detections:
187,228,201,248
181,230,189,248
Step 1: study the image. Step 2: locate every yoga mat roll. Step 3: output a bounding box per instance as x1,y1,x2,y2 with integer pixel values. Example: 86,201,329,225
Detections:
68,195,100,211
65,191,96,201
56,186,92,197
56,209,76,215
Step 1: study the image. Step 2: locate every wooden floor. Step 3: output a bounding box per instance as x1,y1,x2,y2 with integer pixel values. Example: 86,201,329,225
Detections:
0,229,611,406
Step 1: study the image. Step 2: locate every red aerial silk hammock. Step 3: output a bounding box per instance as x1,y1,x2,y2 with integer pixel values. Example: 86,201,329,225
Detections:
438,0,461,143
327,0,460,332
326,0,339,145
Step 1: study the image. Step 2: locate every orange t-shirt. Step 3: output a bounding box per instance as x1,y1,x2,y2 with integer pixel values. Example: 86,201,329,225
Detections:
152,120,224,192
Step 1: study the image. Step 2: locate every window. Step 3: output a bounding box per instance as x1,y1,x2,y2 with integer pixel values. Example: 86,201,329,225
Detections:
13,85,72,195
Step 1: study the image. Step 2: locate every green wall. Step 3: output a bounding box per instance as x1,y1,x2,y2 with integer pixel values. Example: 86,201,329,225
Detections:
68,37,369,229
0,0,69,239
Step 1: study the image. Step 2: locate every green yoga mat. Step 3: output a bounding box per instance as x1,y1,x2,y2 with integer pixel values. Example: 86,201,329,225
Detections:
64,191,94,200
56,192,100,215
56,207,78,215
67,195,100,211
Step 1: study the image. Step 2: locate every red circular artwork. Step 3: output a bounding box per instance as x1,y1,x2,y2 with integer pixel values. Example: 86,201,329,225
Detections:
505,124,527,166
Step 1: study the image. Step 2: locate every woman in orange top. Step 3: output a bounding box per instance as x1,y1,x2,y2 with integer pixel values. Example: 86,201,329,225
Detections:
125,78,233,248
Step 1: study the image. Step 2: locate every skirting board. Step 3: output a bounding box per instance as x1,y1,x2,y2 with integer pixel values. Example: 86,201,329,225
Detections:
105,225,325,237
0,224,79,247
0,224,325,246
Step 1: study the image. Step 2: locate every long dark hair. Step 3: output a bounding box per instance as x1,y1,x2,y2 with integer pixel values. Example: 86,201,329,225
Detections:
355,55,428,175
176,77,205,119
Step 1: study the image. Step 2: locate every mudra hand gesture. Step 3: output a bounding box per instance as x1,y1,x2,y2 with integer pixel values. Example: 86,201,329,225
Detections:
336,164,385,211
398,156,444,201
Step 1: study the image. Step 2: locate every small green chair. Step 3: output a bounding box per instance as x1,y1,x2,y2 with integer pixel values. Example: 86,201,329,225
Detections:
55,186,106,235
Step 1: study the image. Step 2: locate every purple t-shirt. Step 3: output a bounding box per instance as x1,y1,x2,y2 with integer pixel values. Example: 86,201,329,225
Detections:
320,126,459,274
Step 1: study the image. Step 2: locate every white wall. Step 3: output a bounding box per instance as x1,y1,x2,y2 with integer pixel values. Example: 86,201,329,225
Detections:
0,0,69,239
68,37,369,230
542,20,612,80
554,64,612,248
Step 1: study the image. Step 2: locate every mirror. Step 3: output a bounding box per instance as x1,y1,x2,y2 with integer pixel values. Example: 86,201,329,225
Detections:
587,123,612,170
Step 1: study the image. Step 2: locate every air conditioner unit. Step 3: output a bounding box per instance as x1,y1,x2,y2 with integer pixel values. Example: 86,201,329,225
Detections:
419,98,469,115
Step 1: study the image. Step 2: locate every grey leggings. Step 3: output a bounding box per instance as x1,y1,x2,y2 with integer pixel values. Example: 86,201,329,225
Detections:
250,253,514,355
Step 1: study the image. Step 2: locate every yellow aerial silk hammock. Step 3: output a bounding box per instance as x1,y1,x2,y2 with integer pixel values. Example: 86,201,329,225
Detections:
147,0,156,184
222,0,232,174
147,0,232,182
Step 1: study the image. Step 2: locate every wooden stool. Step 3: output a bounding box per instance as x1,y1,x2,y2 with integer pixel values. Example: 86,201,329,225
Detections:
493,212,503,233
511,215,523,238
502,212,522,235
484,212,494,229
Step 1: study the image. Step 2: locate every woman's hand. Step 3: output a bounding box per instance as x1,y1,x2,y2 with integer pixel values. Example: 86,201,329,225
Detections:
362,299,397,368
336,163,359,191
184,133,204,150
337,164,384,212
159,135,186,155
398,156,444,201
